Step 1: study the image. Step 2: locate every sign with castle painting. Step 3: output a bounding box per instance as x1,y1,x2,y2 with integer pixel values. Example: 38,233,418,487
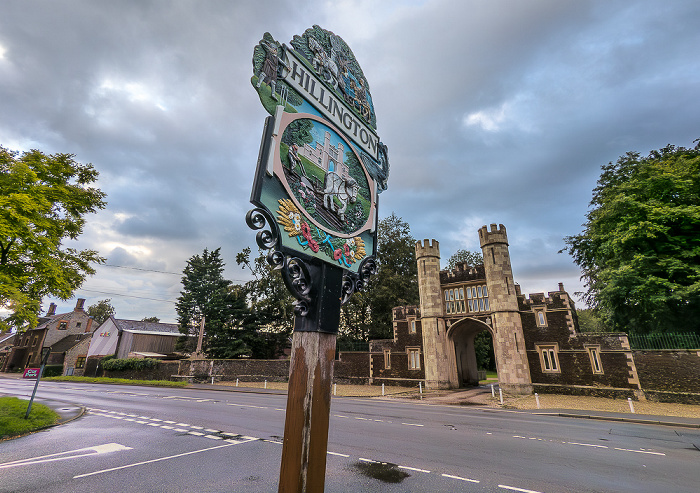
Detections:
250,25,388,273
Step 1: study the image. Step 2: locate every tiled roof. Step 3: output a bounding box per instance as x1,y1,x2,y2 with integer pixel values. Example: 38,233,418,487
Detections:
48,334,87,353
113,319,180,335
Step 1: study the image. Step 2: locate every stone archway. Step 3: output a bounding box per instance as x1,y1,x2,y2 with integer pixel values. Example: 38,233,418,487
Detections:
447,318,494,387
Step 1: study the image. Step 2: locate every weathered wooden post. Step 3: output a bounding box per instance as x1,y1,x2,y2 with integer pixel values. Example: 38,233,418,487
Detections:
246,26,389,492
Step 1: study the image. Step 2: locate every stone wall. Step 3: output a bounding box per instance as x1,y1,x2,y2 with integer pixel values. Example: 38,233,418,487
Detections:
103,361,180,381
179,359,290,382
634,350,700,404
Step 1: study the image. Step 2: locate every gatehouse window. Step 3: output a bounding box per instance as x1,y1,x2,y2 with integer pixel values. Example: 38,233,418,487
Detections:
534,309,547,327
586,346,604,374
75,356,86,369
536,344,560,373
409,319,416,334
466,285,489,312
444,288,465,315
407,348,421,370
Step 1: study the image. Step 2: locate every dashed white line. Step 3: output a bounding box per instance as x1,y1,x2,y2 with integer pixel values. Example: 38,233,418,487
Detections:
614,448,665,456
399,465,430,473
442,473,480,483
327,452,350,457
567,442,608,449
401,423,424,427
498,485,543,493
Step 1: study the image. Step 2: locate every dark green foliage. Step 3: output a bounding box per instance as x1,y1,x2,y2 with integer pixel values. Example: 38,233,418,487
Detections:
0,147,106,330
446,249,483,270
236,247,293,358
342,213,419,340
101,357,159,372
474,331,496,371
42,365,64,377
87,299,115,326
564,141,700,335
281,119,314,148
576,308,609,333
176,248,257,358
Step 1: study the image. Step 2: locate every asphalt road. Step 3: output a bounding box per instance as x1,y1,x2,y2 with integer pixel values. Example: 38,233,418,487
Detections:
1,378,699,492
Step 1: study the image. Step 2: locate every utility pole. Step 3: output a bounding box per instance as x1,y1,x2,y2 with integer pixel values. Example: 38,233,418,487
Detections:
195,315,205,357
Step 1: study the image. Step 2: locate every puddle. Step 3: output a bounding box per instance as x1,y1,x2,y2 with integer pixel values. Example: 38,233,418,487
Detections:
352,461,410,483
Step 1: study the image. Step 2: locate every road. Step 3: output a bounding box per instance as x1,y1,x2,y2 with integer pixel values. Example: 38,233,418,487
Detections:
1,378,698,492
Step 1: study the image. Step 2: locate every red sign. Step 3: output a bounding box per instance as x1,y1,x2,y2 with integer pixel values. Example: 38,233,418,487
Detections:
23,368,40,379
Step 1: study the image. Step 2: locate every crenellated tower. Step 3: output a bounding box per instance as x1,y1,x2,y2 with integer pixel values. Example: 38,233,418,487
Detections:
479,224,532,393
415,240,458,389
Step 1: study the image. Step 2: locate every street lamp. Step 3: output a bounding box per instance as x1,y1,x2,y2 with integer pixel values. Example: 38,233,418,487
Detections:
24,346,52,419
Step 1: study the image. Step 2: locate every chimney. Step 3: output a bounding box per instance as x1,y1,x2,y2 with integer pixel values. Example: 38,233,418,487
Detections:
47,303,57,316
75,298,86,311
558,282,565,292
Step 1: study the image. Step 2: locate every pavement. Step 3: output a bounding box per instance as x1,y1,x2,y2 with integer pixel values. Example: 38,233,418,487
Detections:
2,373,699,431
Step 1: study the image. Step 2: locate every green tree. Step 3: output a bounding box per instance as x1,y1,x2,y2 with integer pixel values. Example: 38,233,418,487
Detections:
236,247,293,358
446,249,483,270
0,147,106,330
361,213,420,340
176,248,254,358
141,316,160,323
563,141,700,335
87,299,115,326
575,308,608,333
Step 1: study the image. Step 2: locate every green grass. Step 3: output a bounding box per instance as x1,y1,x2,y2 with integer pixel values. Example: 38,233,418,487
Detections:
43,376,188,388
0,396,60,439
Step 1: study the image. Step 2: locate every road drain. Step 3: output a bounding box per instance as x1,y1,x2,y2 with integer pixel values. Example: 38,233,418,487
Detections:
352,461,410,483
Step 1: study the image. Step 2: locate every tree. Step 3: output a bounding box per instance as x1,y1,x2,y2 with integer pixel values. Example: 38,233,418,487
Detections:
563,141,700,335
0,147,106,330
236,247,293,358
87,299,115,326
343,213,419,340
446,249,483,270
176,248,255,358
141,316,160,323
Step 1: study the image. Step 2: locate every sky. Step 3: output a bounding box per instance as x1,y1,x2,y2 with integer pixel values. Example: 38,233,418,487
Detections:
1,0,699,323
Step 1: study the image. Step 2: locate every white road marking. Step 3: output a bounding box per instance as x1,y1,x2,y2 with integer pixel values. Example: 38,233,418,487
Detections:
327,452,350,457
188,431,204,436
614,448,665,456
73,441,255,479
1,443,132,470
567,442,608,449
442,473,480,483
401,423,424,427
499,485,543,493
205,435,223,440
334,415,349,418
399,465,430,473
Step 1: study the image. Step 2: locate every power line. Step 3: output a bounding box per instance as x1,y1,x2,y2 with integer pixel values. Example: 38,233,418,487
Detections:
103,264,181,276
79,288,177,304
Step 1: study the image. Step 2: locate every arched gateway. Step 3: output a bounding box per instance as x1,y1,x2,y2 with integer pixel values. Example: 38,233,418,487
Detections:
416,225,533,394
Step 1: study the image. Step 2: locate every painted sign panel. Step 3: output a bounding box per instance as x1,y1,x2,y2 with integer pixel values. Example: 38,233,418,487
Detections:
250,26,388,273
23,368,40,379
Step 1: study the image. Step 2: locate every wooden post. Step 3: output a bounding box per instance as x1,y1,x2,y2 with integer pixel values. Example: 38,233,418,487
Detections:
195,315,205,356
278,262,342,493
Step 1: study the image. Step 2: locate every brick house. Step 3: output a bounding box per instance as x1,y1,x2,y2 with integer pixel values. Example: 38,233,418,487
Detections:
1,299,94,372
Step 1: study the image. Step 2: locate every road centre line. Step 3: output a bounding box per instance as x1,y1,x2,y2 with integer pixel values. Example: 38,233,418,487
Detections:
442,473,480,483
399,465,430,473
401,422,424,427
499,485,543,493
614,447,665,456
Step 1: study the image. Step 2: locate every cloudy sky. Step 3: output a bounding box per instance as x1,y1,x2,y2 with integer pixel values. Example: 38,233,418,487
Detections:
2,0,698,323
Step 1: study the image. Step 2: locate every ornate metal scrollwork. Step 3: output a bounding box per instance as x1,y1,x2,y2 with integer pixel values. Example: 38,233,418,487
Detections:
340,256,377,305
246,207,280,251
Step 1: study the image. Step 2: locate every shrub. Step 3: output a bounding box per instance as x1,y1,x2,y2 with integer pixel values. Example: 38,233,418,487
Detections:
101,358,160,372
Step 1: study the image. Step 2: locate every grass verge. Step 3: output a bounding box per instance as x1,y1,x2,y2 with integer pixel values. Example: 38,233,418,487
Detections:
1,396,60,439
43,376,187,388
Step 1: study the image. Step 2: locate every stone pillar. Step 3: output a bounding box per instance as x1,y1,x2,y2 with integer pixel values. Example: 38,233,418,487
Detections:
479,224,532,394
415,240,458,389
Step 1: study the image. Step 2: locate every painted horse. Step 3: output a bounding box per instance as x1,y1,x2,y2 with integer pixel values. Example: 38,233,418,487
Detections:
322,172,357,223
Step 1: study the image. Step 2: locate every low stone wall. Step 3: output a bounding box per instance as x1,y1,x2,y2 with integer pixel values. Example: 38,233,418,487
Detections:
103,361,180,381
177,358,290,382
634,350,700,404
